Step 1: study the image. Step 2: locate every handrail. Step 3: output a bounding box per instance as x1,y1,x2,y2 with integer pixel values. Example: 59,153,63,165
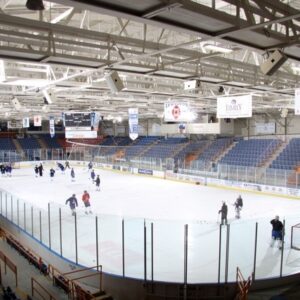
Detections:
31,277,57,300
0,250,18,287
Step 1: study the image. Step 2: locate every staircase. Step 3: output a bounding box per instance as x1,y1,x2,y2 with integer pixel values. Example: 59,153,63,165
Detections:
36,136,48,149
214,141,237,163
261,139,288,168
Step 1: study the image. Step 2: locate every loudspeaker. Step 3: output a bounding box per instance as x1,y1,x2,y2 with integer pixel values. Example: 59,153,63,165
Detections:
184,79,201,90
11,97,22,110
105,71,124,93
42,90,52,104
260,50,287,76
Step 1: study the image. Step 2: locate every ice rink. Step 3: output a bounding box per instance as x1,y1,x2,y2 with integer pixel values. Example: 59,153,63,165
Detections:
1,162,300,283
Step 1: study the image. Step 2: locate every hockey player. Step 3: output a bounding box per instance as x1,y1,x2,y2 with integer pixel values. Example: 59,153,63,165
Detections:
270,215,284,249
5,164,12,177
38,163,43,177
218,202,228,225
95,175,101,191
0,164,4,175
70,168,75,182
90,169,96,182
82,190,92,214
65,194,78,216
65,161,70,169
57,162,65,174
233,195,243,219
49,168,55,181
88,161,93,171
34,165,39,177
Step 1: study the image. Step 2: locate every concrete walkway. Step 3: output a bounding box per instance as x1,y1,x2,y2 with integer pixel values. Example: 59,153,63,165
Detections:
0,237,68,300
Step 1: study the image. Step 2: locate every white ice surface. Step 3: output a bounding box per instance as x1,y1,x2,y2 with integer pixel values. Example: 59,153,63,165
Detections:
1,163,300,283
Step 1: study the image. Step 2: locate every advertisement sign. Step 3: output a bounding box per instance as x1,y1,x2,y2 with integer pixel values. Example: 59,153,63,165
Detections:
255,122,276,134
217,94,252,118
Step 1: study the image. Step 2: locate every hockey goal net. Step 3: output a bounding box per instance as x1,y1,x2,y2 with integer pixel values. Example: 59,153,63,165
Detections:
291,223,300,250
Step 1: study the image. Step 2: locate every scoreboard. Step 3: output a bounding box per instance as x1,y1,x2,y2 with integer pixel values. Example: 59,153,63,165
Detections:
64,112,91,129
64,112,98,139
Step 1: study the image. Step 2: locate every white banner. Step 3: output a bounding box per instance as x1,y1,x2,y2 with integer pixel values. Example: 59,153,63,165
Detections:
128,108,139,140
49,116,55,138
7,120,22,129
217,94,252,118
65,130,97,139
255,122,276,134
34,115,42,127
22,117,30,128
295,89,300,115
164,102,191,122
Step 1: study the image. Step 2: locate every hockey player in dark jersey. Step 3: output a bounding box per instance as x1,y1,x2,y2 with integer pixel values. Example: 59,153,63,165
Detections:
270,215,284,249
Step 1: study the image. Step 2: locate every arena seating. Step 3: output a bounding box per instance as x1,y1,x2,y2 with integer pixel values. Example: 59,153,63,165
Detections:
142,137,188,159
219,139,281,167
42,136,63,149
0,138,16,151
125,136,160,157
174,140,209,161
197,138,233,161
17,137,40,150
269,138,300,170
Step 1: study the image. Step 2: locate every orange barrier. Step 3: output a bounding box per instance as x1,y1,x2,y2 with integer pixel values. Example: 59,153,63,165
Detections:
236,267,253,300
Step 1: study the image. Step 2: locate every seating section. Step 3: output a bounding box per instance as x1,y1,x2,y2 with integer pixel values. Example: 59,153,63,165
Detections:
219,139,281,167
42,136,64,148
174,140,209,161
197,138,233,161
125,136,160,157
17,137,40,150
270,138,300,170
142,137,188,159
0,138,16,151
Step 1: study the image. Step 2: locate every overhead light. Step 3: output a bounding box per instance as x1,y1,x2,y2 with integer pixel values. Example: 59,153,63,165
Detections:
26,0,44,11
11,98,22,111
42,90,52,104
204,44,233,53
0,60,6,82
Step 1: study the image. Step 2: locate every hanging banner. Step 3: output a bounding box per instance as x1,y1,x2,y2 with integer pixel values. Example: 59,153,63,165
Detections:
22,117,30,128
49,116,55,138
295,89,300,115
128,108,139,140
164,102,191,122
33,115,42,127
7,120,22,129
217,94,252,118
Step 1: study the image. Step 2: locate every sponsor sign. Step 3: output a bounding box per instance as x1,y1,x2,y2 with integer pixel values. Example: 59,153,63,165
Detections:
255,122,276,134
138,168,153,175
217,94,252,118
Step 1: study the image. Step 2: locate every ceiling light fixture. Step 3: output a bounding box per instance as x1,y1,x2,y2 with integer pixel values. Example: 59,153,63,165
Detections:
204,44,233,54
26,0,44,11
